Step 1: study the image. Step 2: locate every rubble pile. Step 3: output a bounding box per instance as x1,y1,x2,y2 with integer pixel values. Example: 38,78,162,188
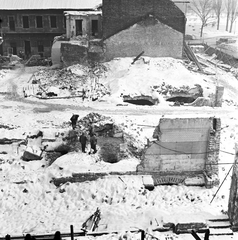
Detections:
76,112,115,135
26,55,51,67
0,56,10,64
0,69,8,78
151,83,203,100
76,113,145,159
33,63,109,99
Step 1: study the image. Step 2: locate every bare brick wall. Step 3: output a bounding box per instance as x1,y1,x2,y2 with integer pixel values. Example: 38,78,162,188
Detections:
102,0,186,39
205,118,221,178
61,43,88,66
104,16,183,60
137,118,220,187
228,144,238,231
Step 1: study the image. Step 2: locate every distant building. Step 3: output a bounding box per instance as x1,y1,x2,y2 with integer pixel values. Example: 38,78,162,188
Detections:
172,0,190,14
102,0,186,61
0,0,102,57
65,11,102,39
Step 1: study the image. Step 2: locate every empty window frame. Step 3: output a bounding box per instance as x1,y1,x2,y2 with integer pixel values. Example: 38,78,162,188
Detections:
50,16,57,28
36,16,43,28
9,16,15,31
63,16,66,29
37,41,44,53
10,42,17,55
75,20,83,36
22,16,29,28
91,20,99,36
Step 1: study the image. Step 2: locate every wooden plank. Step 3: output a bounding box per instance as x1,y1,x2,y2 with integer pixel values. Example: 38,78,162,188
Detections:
159,118,211,129
160,129,209,142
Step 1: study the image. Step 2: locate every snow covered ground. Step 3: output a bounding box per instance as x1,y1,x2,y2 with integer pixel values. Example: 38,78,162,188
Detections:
1,55,238,240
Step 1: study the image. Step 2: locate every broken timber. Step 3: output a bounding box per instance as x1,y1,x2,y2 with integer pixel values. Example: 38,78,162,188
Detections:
131,51,145,64
184,42,204,73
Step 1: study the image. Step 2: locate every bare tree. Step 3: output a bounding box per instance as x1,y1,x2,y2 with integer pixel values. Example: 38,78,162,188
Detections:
213,0,223,30
190,0,213,37
229,0,238,33
225,0,232,31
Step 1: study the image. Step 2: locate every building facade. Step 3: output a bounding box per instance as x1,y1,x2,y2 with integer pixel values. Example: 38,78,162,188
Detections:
102,0,186,61
0,9,66,57
65,11,102,39
0,0,102,58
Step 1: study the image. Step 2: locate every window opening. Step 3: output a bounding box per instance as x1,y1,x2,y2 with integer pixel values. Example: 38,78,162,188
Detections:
23,16,29,28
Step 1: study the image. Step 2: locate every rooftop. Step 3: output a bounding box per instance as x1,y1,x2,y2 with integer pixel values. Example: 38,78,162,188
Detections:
0,0,102,10
64,11,102,16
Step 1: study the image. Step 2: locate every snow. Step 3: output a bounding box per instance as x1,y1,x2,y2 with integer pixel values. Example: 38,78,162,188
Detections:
101,57,204,99
1,53,238,240
50,152,140,175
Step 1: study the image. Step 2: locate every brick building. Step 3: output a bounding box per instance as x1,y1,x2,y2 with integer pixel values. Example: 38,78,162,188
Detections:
102,0,186,61
65,11,102,39
137,117,221,188
0,0,102,58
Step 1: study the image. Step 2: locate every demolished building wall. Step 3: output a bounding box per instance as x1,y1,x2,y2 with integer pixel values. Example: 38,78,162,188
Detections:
104,16,183,61
137,117,221,187
61,41,104,66
228,144,238,231
102,0,185,59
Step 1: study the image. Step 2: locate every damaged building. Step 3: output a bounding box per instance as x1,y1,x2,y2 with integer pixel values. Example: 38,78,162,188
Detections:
228,144,238,231
102,0,186,61
137,117,221,188
59,0,187,66
0,0,102,57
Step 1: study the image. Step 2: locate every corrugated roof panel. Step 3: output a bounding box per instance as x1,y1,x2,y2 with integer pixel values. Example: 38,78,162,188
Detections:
0,0,102,10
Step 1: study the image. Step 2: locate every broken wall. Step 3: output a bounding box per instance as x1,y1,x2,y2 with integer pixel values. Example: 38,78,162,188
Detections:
61,41,104,66
228,144,238,231
137,117,220,187
102,0,185,39
104,16,183,61
61,42,88,66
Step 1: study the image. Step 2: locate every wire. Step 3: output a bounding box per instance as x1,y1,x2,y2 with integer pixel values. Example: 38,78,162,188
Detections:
153,141,235,156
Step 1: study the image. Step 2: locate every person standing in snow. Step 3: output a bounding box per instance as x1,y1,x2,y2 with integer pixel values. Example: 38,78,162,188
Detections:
89,133,97,154
70,114,79,130
82,88,86,101
79,132,87,153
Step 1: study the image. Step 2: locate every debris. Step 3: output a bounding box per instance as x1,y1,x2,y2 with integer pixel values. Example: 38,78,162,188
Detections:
131,51,145,65
82,208,101,232
30,63,109,99
184,42,204,72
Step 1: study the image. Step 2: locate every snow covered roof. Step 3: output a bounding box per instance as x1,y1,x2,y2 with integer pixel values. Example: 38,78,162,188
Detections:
0,0,102,10
64,11,102,16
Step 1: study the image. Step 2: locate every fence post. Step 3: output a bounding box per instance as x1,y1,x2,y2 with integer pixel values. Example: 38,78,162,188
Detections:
70,225,74,240
140,230,145,240
5,235,11,240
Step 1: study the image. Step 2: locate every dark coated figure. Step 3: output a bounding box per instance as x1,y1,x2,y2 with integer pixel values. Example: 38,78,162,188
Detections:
79,132,87,153
70,114,79,130
89,134,97,154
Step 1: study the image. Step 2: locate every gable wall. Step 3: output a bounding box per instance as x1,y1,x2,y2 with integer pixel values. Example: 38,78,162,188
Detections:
104,17,183,61
102,0,185,39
